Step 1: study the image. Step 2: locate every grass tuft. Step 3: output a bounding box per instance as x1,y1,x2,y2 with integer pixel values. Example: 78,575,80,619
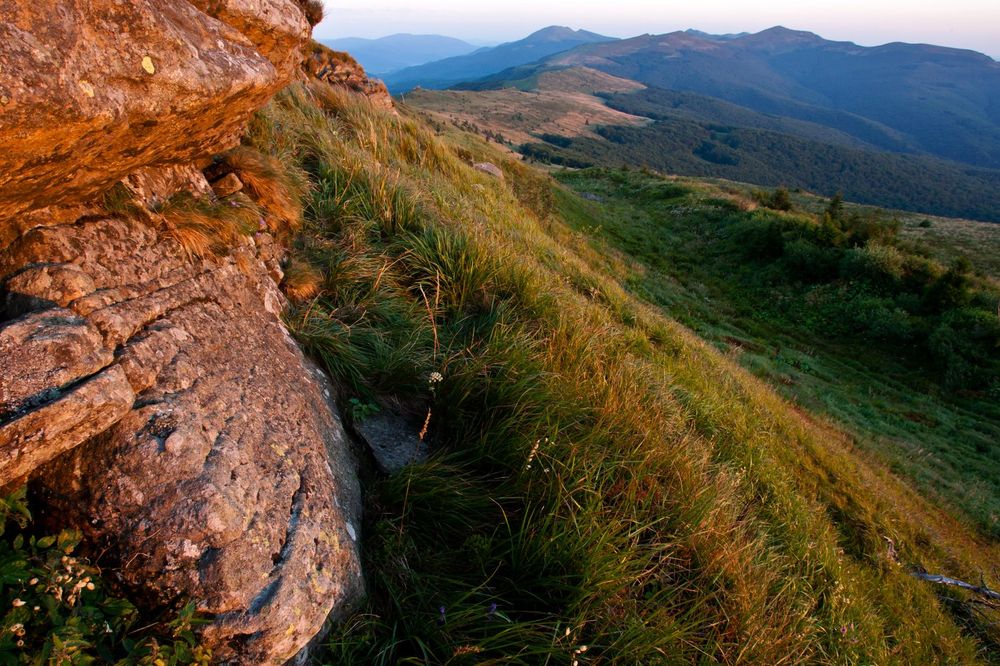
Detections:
156,192,258,260
281,258,324,302
217,146,306,238
301,0,323,26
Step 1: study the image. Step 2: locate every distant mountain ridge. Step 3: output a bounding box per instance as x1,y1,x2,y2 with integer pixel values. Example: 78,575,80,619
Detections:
538,26,1000,168
449,26,1000,170
384,26,615,93
406,26,1000,221
322,34,479,74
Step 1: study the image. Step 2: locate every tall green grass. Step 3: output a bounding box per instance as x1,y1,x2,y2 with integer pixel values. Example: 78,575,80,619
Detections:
247,84,999,664
553,168,1000,541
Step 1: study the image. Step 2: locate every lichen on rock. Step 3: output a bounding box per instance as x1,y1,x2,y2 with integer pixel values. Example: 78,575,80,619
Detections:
0,0,364,662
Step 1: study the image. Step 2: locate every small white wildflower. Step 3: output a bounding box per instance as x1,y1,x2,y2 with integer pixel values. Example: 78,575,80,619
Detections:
525,439,541,470
86,583,95,591
11,599,25,607
429,372,444,384
9,623,23,633
27,578,37,586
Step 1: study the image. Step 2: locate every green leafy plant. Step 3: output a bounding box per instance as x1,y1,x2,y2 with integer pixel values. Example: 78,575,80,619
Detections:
348,398,381,423
0,489,211,665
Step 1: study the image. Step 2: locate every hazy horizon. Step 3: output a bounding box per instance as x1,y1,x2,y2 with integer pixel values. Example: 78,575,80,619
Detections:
316,1,1000,59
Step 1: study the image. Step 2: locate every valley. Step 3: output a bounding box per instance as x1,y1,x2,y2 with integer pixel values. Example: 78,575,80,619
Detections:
411,65,1000,222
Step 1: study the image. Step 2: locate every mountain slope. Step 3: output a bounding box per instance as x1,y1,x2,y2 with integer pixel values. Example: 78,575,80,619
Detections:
406,67,649,145
384,26,615,93
542,26,1000,168
321,34,478,74
253,84,1000,663
523,110,1000,221
410,66,1000,221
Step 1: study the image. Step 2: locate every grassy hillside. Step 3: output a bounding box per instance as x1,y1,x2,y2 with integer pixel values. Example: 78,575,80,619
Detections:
3,79,997,664
554,169,1000,536
242,86,1000,663
404,69,648,146
655,175,1000,282
519,116,1000,223
411,65,1000,223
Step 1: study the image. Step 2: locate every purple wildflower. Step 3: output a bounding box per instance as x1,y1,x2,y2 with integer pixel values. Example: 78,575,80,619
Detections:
436,605,446,626
487,602,497,620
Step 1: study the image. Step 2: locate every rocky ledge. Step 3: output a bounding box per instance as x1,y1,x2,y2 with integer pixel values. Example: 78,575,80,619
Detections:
0,1,363,662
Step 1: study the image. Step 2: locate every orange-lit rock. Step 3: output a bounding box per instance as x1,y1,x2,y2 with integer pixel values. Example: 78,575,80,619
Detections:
0,1,363,662
0,0,306,222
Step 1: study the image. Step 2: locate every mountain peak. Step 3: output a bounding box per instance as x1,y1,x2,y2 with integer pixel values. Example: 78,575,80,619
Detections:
745,26,824,44
525,26,608,43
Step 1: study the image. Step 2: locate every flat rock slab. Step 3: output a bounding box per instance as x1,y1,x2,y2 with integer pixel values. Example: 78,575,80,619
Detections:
355,412,430,474
473,162,505,179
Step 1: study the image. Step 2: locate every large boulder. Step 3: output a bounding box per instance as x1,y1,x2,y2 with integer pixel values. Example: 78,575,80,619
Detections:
0,0,308,222
0,0,363,663
2,217,362,663
189,0,312,78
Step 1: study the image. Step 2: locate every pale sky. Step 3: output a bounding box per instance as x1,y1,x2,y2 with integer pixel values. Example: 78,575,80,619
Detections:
316,0,1000,58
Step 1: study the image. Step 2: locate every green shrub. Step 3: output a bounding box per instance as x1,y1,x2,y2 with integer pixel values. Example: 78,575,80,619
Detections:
923,258,973,312
928,307,1000,389
840,243,905,288
782,238,841,282
754,187,793,211
0,489,210,665
728,216,784,261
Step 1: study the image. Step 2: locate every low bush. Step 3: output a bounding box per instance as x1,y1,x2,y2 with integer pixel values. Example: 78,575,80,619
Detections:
0,489,210,664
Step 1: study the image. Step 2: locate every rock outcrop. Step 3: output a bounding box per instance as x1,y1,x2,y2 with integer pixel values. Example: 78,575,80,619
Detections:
0,1,362,663
303,42,395,110
0,0,307,222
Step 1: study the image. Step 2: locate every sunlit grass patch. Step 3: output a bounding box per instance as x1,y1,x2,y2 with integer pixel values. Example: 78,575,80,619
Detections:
251,84,999,664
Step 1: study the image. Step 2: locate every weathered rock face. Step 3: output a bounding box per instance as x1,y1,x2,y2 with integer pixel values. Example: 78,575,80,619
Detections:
188,0,311,78
304,42,396,110
0,0,307,221
2,215,362,663
0,1,364,663
3,217,363,663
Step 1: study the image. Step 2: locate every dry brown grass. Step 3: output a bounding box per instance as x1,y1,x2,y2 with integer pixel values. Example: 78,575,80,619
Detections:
157,194,257,260
219,146,306,239
406,82,651,147
301,0,323,26
282,258,324,302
